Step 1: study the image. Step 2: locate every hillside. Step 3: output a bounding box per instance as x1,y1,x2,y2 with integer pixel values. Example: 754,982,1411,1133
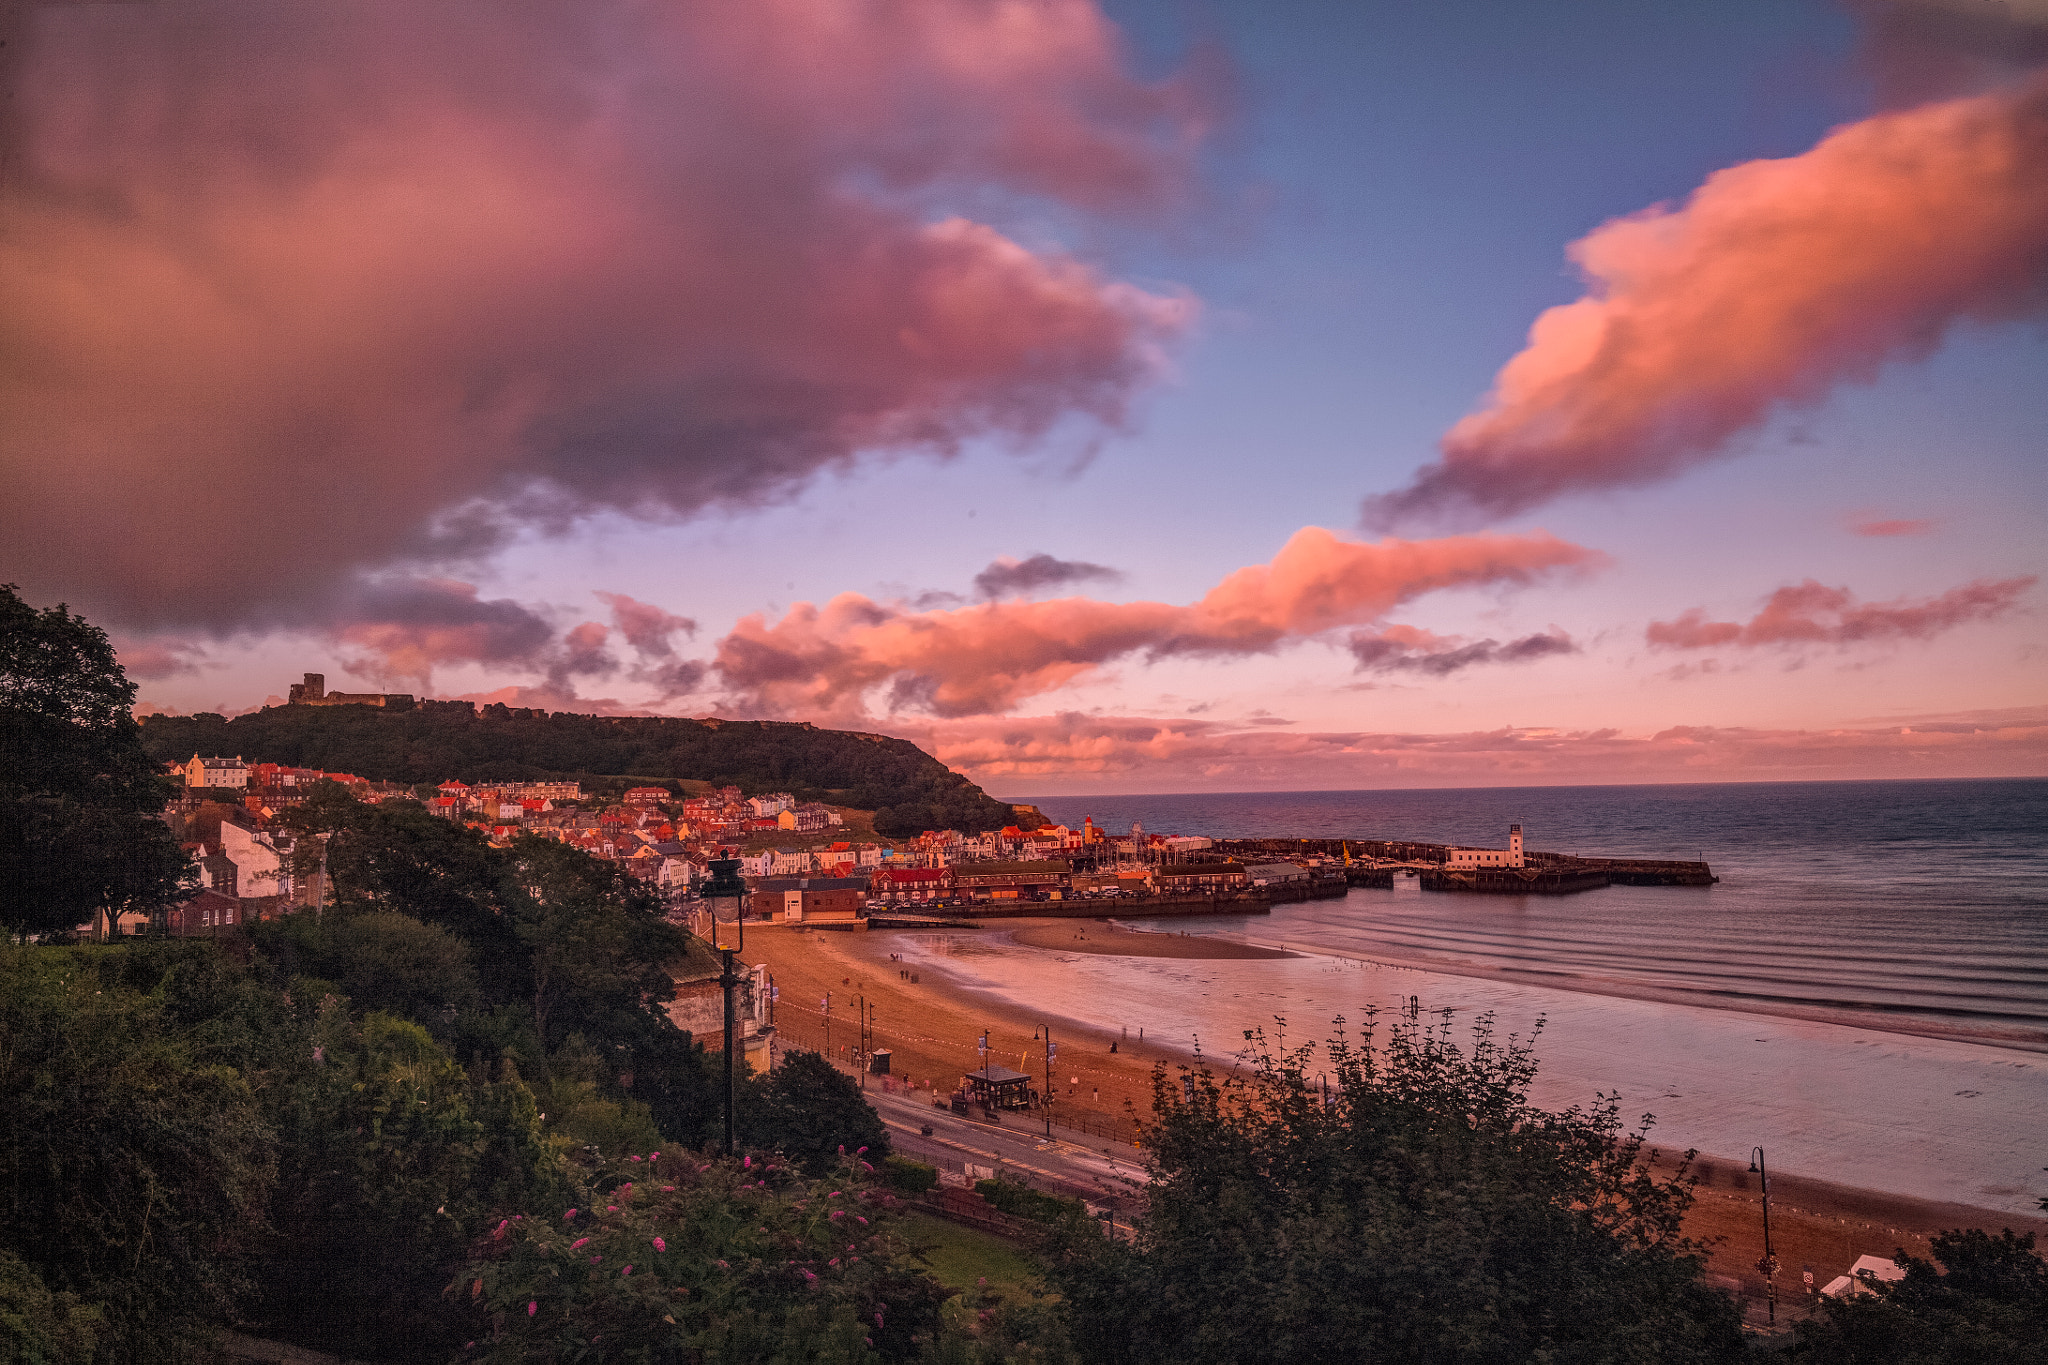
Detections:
138,702,1019,836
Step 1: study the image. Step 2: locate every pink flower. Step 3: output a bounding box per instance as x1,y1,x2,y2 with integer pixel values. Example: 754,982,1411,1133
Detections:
829,1258,840,1267
629,1155,643,1162
662,1186,675,1192
650,1152,661,1162
591,1255,602,1263
803,1270,817,1282
717,1260,729,1270
526,1302,537,1317
830,1210,844,1220
607,1206,618,1213
857,1146,868,1155
564,1209,578,1220
652,1237,666,1252
572,1238,589,1250
856,1216,868,1225
828,1191,841,1199
621,1266,633,1277
743,1156,752,1169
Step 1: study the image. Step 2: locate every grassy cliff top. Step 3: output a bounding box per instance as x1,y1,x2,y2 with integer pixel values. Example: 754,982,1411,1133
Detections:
140,703,1017,837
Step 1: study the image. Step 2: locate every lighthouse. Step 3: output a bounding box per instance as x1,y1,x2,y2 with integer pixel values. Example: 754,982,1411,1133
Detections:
1509,824,1524,867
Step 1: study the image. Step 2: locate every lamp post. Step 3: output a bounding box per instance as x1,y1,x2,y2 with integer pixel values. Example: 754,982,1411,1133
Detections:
1042,1026,1055,1139
703,851,748,1157
855,994,869,1090
1750,1147,1779,1326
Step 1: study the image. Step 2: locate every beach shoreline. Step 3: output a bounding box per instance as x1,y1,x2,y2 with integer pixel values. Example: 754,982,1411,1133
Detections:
1010,920,1298,960
1188,930,2048,1056
741,916,2048,1252
732,916,2048,1308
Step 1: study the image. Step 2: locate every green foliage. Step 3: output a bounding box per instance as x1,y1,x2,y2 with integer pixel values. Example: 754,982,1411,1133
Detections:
274,790,724,1147
0,586,191,936
971,1181,1091,1232
138,704,1018,831
255,911,483,1030
462,1150,950,1362
882,1157,940,1195
0,943,279,1355
1044,1006,1745,1365
741,1051,891,1175
256,1006,562,1360
0,1250,101,1365
1789,1228,2048,1364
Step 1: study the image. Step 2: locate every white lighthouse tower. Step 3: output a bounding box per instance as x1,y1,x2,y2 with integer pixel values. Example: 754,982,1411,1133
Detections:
1508,823,1524,868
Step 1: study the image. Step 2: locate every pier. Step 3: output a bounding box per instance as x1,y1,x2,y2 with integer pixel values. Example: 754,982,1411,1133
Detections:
1211,835,1715,895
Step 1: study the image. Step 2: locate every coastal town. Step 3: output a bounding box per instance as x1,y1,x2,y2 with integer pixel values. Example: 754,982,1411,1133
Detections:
146,743,1719,944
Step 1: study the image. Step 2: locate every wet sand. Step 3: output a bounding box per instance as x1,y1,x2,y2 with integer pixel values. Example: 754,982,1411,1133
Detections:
1010,921,1297,959
736,917,2048,1314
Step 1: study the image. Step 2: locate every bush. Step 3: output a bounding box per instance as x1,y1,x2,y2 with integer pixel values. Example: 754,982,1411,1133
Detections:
1789,1227,2048,1363
741,1050,890,1174
1042,1006,1745,1365
883,1157,939,1194
462,1148,949,1361
972,1180,1090,1230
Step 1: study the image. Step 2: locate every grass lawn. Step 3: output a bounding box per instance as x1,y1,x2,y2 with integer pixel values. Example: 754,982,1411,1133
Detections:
897,1211,1045,1298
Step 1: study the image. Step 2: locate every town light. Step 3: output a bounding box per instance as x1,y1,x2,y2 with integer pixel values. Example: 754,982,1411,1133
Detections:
703,851,748,1155
706,853,746,954
1750,1147,1779,1326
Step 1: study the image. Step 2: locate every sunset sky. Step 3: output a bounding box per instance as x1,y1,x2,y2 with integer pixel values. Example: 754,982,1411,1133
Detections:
5,0,2044,793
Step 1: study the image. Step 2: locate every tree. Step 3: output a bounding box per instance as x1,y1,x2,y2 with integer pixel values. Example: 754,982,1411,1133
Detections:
1044,1005,1745,1365
1789,1228,2048,1364
0,943,278,1354
255,1007,561,1362
0,586,191,937
741,1050,890,1175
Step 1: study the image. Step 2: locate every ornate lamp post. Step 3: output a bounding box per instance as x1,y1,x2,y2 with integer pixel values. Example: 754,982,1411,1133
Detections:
1750,1147,1779,1325
703,851,748,1156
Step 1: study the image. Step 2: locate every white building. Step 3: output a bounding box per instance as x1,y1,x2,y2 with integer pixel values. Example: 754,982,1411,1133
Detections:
183,754,250,789
220,822,287,898
1446,824,1525,869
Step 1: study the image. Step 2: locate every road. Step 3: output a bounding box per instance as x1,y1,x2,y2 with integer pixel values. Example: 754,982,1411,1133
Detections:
850,1072,1149,1214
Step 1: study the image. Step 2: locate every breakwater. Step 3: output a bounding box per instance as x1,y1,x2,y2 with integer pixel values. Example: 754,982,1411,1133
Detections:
1212,836,1714,894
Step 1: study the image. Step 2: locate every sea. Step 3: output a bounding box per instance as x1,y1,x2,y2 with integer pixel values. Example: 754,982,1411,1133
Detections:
885,779,2048,1211
1026,779,2048,1043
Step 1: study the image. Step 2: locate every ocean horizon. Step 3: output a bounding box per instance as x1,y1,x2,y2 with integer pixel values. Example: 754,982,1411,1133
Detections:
879,776,2048,1210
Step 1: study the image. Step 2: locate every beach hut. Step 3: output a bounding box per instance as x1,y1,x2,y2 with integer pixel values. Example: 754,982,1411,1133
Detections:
962,1064,1035,1111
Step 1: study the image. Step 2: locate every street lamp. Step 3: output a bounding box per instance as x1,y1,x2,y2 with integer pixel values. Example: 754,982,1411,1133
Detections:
703,850,748,1156
1750,1147,1779,1326
1042,1026,1056,1140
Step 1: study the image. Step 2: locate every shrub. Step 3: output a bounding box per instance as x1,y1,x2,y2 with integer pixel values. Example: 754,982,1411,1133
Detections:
461,1149,948,1361
972,1180,1090,1230
882,1157,939,1194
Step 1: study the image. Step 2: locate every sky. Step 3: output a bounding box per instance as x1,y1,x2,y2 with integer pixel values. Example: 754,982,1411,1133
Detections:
3,0,2044,795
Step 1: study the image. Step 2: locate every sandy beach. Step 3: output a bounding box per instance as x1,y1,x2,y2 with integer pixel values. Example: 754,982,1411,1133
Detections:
1009,921,1298,959
735,916,2048,1313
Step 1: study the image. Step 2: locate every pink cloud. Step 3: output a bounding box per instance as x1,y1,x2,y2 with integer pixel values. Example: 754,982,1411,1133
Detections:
597,593,697,657
329,579,556,689
1851,517,1938,537
1347,624,1576,676
115,638,206,681
903,707,2048,791
1646,575,2033,650
713,527,1601,717
3,0,1213,636
1366,74,2048,528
